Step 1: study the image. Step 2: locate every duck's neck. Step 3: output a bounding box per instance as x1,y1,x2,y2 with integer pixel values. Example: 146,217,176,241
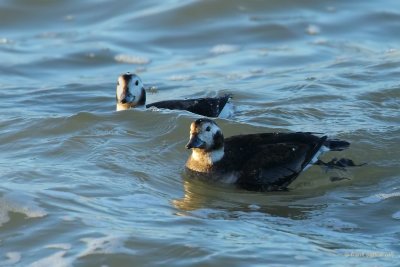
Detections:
187,148,224,173
116,103,133,111
191,147,224,166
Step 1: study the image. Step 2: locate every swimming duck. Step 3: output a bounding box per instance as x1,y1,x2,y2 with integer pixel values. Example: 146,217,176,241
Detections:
185,118,351,191
116,72,232,117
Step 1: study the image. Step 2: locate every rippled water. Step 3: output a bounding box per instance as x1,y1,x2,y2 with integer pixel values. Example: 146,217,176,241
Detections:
1,0,399,266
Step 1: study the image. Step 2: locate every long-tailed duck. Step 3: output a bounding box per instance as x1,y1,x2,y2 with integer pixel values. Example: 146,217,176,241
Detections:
185,118,352,191
116,72,232,117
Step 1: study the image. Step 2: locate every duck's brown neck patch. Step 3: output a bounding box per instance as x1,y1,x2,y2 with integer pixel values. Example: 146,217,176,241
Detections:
186,147,225,173
116,102,133,111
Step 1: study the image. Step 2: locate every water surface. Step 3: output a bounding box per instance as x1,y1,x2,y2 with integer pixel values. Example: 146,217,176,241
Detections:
0,0,399,266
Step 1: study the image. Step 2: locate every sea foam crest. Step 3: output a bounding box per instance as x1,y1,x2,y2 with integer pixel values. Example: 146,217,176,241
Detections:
0,192,47,226
79,235,134,257
392,211,400,220
114,54,151,64
0,252,21,266
167,74,193,81
28,251,71,267
360,191,400,204
210,44,239,54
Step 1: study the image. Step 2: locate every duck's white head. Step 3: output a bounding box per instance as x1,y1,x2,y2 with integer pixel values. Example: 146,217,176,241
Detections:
116,72,146,111
186,118,225,164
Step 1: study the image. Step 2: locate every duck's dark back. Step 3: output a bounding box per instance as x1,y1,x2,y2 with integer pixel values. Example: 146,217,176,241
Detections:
219,132,326,191
146,95,231,117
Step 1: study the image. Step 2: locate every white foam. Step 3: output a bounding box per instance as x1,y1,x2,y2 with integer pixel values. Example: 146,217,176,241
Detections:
0,192,47,226
360,195,383,204
167,74,193,81
0,252,21,265
248,204,261,210
319,218,358,231
61,215,76,222
28,251,71,267
147,106,162,112
210,44,239,54
0,209,10,226
313,38,328,45
386,48,398,54
306,25,320,35
45,243,72,250
79,235,134,258
114,54,151,64
360,191,400,204
392,211,400,220
0,38,12,45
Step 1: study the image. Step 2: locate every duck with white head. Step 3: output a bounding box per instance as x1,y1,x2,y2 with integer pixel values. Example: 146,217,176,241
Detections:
185,118,358,191
115,72,233,117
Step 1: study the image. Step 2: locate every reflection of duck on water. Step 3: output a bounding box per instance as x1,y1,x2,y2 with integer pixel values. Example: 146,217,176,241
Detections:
115,72,232,117
172,178,325,219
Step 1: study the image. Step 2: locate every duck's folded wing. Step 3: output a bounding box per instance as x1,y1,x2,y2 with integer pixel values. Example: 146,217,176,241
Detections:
237,142,322,191
146,94,231,117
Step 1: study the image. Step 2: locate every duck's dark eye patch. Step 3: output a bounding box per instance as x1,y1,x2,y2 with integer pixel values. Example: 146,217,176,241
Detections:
117,81,120,86
135,80,139,86
206,126,211,132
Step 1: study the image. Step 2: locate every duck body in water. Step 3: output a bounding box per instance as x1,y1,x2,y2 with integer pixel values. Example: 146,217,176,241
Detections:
185,118,353,191
116,73,232,118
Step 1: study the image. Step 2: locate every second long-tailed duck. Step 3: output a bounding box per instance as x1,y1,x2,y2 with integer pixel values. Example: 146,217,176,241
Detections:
116,72,232,117
185,118,354,191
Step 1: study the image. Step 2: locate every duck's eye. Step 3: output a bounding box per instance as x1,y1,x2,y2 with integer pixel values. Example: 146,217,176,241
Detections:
117,81,120,86
135,80,139,86
206,126,211,132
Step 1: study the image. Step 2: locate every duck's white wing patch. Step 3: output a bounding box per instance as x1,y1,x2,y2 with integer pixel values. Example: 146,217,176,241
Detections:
218,101,234,119
303,146,330,171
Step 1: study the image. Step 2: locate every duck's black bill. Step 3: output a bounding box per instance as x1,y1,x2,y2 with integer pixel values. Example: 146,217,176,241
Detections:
186,135,206,149
119,93,135,104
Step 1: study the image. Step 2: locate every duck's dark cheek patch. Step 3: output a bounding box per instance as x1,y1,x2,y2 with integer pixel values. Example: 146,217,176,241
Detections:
213,131,224,149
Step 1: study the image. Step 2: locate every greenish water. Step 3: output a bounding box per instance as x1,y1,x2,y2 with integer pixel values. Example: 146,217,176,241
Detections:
0,0,399,266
